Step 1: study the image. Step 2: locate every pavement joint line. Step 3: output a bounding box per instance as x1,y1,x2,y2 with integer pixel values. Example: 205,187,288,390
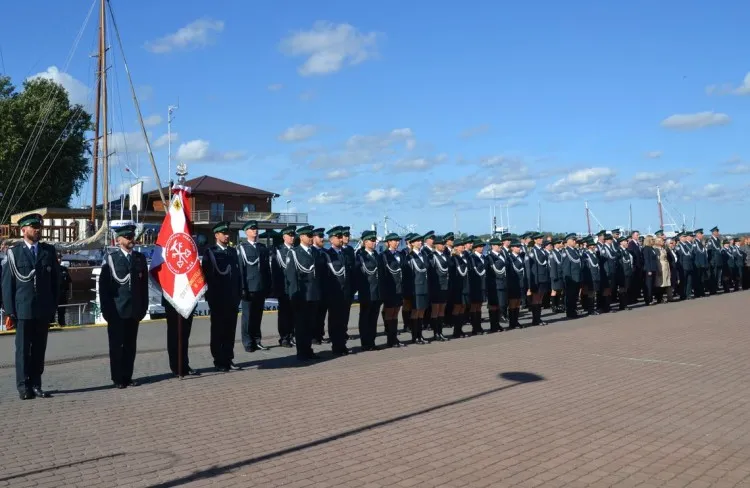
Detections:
586,353,703,367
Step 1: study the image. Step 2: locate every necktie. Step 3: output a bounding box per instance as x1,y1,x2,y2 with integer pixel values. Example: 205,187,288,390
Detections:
31,245,37,260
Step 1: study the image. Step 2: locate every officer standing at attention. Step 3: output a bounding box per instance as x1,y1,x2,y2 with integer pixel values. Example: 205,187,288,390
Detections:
99,223,149,389
692,229,708,297
380,232,405,348
285,225,322,361
707,226,722,295
272,226,296,347
323,226,353,355
485,237,507,332
561,233,582,318
525,233,550,326
238,220,271,352
311,227,329,344
202,221,242,372
356,230,382,350
2,213,59,400
548,239,565,314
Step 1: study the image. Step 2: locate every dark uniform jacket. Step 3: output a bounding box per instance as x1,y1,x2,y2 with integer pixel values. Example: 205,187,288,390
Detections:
99,249,149,323
404,250,429,297
692,241,708,270
627,240,644,271
380,249,403,301
525,246,550,291
201,245,242,309
643,246,659,274
323,247,352,303
562,247,583,284
707,236,722,267
507,253,526,297
2,242,59,321
582,250,601,286
285,245,322,302
237,240,271,296
450,253,469,298
356,249,381,302
677,241,694,272
271,244,293,298
428,251,450,293
549,248,564,290
618,247,635,285
468,251,487,302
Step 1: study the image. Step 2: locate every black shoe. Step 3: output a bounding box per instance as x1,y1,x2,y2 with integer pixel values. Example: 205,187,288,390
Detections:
215,366,230,372
125,380,139,387
312,338,323,346
31,387,51,398
297,352,321,361
19,389,35,400
228,363,242,371
175,368,200,377
413,338,427,345
332,348,351,356
115,383,128,389
280,339,293,348
387,341,403,348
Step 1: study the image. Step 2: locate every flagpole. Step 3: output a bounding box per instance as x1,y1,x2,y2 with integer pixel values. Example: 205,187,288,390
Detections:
178,314,183,378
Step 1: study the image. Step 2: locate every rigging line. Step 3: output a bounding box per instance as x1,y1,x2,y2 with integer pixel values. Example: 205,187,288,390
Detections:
0,0,97,211
0,44,5,73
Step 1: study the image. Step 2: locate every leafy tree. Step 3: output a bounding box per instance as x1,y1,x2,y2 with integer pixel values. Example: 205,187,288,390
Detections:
0,75,91,223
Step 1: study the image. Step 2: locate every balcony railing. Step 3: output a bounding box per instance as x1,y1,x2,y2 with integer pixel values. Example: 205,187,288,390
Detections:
192,210,308,225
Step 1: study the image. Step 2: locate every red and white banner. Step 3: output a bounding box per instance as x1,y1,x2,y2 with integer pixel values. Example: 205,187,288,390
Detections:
149,186,207,319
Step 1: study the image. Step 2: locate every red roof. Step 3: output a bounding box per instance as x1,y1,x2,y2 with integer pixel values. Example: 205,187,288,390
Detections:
147,175,279,197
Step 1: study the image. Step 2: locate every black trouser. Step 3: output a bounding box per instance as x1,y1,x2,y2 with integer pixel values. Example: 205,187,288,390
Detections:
314,302,328,341
293,299,317,357
619,277,631,309
327,298,352,351
644,273,654,304
210,308,238,368
15,319,49,394
57,299,68,326
564,278,579,317
681,270,693,298
107,318,139,385
743,266,750,290
359,300,382,348
693,269,705,297
710,265,722,294
628,270,642,304
240,292,265,349
166,305,193,375
277,295,294,342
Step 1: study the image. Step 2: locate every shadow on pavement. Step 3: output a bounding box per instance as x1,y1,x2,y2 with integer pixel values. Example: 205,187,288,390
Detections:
146,371,545,488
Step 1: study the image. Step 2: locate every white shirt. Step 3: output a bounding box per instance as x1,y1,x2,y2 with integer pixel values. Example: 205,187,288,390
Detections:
216,242,227,251
24,241,38,256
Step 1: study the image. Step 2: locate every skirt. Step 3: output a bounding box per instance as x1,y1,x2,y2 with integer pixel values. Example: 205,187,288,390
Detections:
383,295,403,308
413,294,429,311
431,289,448,305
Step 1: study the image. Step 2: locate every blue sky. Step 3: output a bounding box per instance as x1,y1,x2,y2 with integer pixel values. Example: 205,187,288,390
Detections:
2,0,749,235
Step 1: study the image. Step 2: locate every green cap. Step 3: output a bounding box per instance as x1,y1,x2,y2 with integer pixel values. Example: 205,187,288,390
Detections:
18,213,43,228
115,223,136,238
510,240,522,248
617,236,627,243
423,230,435,240
611,228,621,234
654,230,664,236
281,225,296,236
433,235,445,245
242,220,259,231
296,225,314,236
722,239,730,245
385,232,400,242
361,230,377,241
501,233,512,241
312,227,325,238
564,233,577,241
596,230,606,237
694,228,704,234
212,221,231,234
342,226,351,236
604,233,614,240
489,237,501,246
711,226,719,233
327,226,343,237
443,232,455,241
408,234,423,243
473,239,485,247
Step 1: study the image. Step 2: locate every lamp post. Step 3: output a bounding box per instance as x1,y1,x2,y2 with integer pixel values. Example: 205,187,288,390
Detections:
286,199,291,214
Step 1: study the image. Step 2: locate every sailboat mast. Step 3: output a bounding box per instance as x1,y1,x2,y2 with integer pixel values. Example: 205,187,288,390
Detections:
585,201,592,235
90,7,103,223
656,186,664,231
100,0,109,224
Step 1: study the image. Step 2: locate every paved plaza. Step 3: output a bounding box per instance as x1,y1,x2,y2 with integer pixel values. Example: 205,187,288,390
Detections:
2,293,750,487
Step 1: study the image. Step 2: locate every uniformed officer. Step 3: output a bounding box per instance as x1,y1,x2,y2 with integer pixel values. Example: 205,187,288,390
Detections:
467,239,487,334
238,220,271,352
379,232,404,348
202,221,242,372
485,237,507,332
400,232,416,334
356,230,382,350
525,233,550,326
599,233,618,313
581,238,601,316
731,238,744,291
285,225,322,361
506,240,526,329
442,232,455,326
272,226,296,347
99,223,149,388
561,233,582,318
2,213,59,399
548,239,564,314
627,230,644,304
617,237,634,311
428,235,450,340
323,226,353,355
311,227,329,344
164,297,198,377
404,234,429,343
449,238,469,337
720,240,735,293
692,229,708,297
707,226,722,295
677,232,694,299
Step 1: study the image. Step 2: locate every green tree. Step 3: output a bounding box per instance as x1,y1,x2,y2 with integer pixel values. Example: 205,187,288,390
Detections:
0,75,92,223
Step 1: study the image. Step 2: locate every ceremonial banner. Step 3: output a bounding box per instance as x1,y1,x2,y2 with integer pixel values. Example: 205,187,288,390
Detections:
149,186,206,318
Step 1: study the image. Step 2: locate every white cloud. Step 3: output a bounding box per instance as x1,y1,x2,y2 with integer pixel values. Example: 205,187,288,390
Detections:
267,83,283,91
278,124,318,142
306,128,415,169
661,111,730,130
144,18,224,54
459,124,490,139
308,192,344,204
143,114,163,127
706,72,750,96
27,66,90,107
393,154,447,172
175,139,245,162
547,167,616,194
645,150,662,159
633,172,661,183
153,132,178,148
476,180,536,200
325,169,352,180
279,21,379,76
364,188,402,202
725,163,750,174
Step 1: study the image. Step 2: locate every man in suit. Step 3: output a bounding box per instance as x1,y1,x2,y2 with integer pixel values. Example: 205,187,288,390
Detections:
627,230,644,304
706,226,722,295
285,225,323,361
238,220,271,352
561,233,581,319
202,222,242,372
324,226,354,355
311,227,329,344
2,213,59,400
99,223,149,389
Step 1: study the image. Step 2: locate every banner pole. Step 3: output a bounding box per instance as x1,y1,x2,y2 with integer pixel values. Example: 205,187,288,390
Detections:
178,314,183,379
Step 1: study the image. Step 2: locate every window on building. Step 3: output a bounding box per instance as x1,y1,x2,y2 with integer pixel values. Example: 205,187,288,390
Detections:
242,203,256,213
210,202,224,221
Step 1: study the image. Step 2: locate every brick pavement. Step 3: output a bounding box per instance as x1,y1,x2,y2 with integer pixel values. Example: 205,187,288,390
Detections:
2,292,750,487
